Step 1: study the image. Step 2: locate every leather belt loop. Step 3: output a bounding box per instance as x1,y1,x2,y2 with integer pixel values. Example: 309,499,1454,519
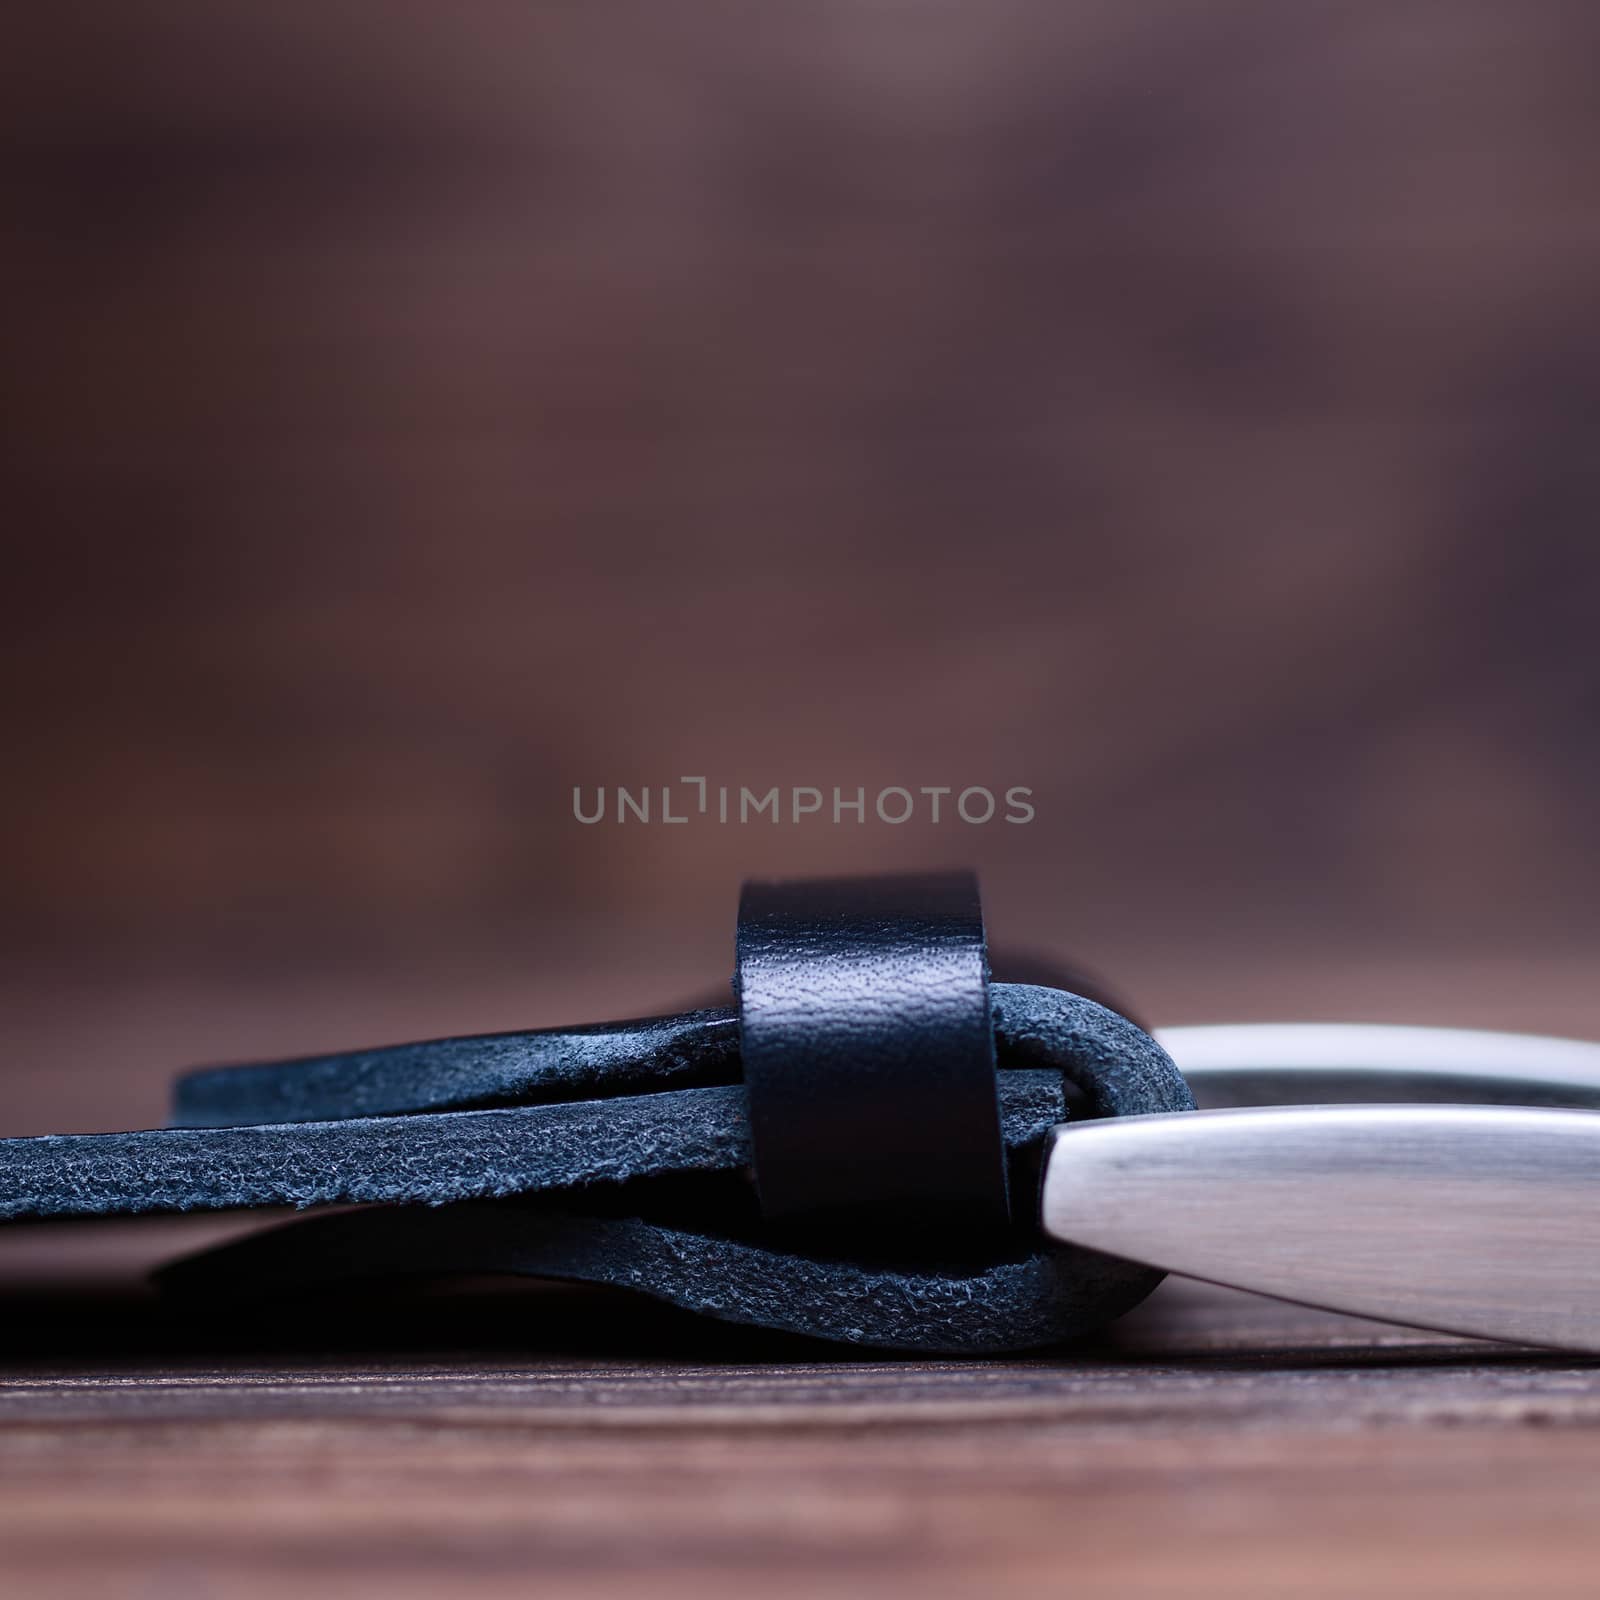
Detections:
735,870,1011,1232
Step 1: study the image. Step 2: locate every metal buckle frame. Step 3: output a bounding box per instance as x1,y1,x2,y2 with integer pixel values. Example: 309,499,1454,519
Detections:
1042,1024,1600,1351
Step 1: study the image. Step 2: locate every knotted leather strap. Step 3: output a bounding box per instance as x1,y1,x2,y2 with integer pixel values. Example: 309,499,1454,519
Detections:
0,876,1196,1352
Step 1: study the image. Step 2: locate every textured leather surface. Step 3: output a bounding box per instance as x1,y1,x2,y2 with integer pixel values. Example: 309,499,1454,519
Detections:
0,1072,1062,1223
155,1189,1166,1356
0,985,1191,1349
0,875,1197,1351
151,983,1193,1352
167,983,1188,1136
737,873,1007,1230
175,1009,741,1127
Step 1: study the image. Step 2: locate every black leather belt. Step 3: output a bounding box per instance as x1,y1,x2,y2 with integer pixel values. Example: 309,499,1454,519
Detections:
11,872,1600,1353
0,871,1195,1353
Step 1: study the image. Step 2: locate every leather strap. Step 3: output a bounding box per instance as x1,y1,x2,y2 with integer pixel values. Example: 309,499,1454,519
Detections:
174,1009,741,1127
166,983,1187,1141
736,872,1007,1231
154,1185,1164,1357
152,984,1191,1352
0,1072,1057,1223
0,876,1196,1352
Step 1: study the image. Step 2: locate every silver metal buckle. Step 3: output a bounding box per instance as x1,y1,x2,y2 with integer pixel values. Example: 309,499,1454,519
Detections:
1039,1024,1600,1351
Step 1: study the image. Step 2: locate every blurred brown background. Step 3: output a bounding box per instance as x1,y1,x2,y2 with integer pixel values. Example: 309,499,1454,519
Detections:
2,1,1597,1133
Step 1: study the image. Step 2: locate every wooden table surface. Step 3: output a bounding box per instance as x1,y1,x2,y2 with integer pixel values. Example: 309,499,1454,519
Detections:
2,1216,1598,1600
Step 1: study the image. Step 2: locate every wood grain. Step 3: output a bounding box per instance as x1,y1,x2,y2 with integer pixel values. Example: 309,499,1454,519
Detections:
3,1,1600,973
2,1227,1599,1599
